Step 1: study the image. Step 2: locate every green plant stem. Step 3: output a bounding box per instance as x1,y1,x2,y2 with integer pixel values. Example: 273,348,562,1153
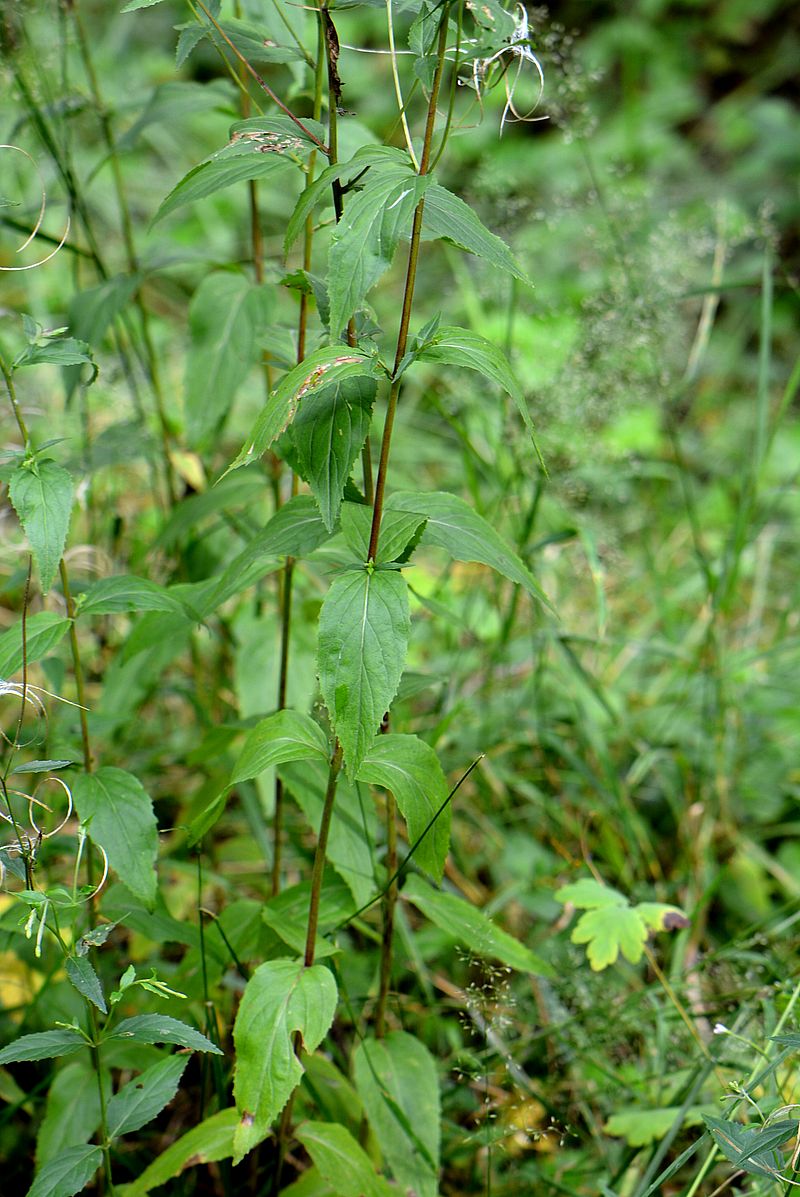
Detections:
367,3,451,562
0,348,29,444
88,1006,115,1197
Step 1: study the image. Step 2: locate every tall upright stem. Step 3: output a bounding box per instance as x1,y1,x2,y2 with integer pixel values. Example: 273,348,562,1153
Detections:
367,4,451,562
304,741,343,966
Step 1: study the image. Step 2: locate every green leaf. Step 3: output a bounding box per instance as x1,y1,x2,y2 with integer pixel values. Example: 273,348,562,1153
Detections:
106,1055,189,1139
570,905,648,970
357,734,449,882
121,0,167,10
402,874,553,975
261,874,354,957
107,1015,222,1054
0,612,70,677
0,1029,85,1066
422,184,530,283
65,957,107,1014
353,1032,440,1197
226,347,383,475
231,710,330,784
76,576,187,617
232,959,338,1162
153,152,292,224
636,902,691,932
414,326,544,466
296,1122,395,1197
9,460,74,593
327,167,431,336
26,1144,103,1197
208,494,331,610
703,1116,795,1181
340,504,426,565
118,1108,237,1196
72,768,159,909
284,146,411,255
388,491,549,606
291,377,376,532
184,273,271,445
10,759,74,774
36,1060,106,1168
605,1106,713,1147
14,338,95,372
318,568,410,777
279,761,377,907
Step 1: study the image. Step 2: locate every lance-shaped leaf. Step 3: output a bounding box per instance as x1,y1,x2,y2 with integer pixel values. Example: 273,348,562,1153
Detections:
0,611,70,677
296,1122,395,1197
231,710,329,785
36,1060,107,1168
107,1014,222,1054
290,376,376,532
357,734,449,881
9,460,74,593
26,1143,103,1197
105,1055,189,1139
0,1029,85,1066
318,568,410,777
65,957,106,1014
340,503,426,565
226,347,384,475
403,874,553,976
184,273,271,445
76,576,187,617
232,959,337,1162
422,184,530,283
703,1116,796,1181
413,325,544,466
72,768,159,909
327,167,432,337
389,491,550,606
113,1108,237,1196
153,152,292,225
353,1033,440,1197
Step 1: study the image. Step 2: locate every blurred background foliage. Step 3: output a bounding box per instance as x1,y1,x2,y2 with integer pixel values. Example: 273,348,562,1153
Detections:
1,0,799,1192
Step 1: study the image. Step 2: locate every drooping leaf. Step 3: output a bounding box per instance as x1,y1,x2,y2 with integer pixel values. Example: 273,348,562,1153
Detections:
119,1108,237,1196
226,347,384,475
0,1029,85,1066
9,460,74,593
340,503,426,565
327,167,432,336
318,568,410,777
402,874,553,975
36,1060,106,1168
703,1116,795,1181
290,376,376,532
184,273,271,445
76,576,187,617
0,612,70,677
65,957,107,1014
388,491,549,605
107,1015,222,1054
152,152,292,224
296,1122,395,1197
279,761,377,907
26,1144,103,1197
260,874,354,958
353,1033,440,1197
232,959,338,1162
357,734,450,881
105,1055,189,1139
422,184,530,283
231,710,330,785
72,768,159,909
13,338,95,373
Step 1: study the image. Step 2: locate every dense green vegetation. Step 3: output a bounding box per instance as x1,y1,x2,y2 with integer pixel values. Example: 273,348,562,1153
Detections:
1,1,799,1194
